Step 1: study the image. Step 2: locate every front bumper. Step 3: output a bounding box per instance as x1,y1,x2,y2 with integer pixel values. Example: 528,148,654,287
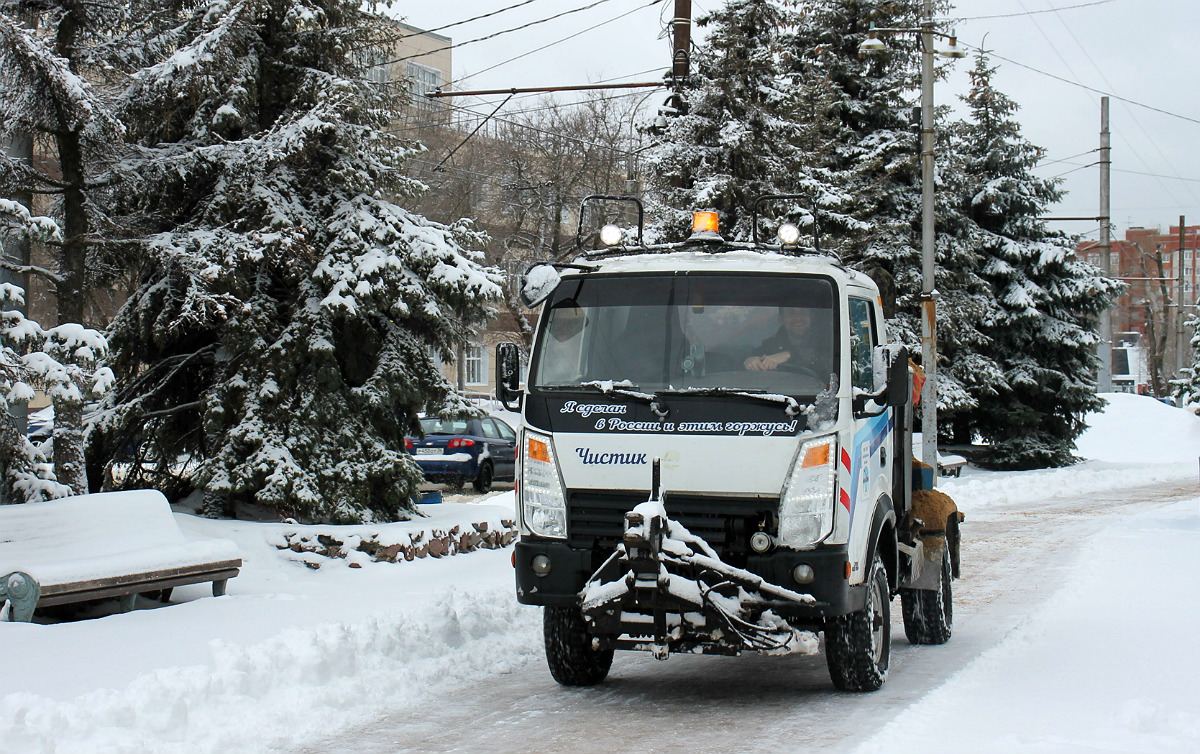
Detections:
515,538,865,621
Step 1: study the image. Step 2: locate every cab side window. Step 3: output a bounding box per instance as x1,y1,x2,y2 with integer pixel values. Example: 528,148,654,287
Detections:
848,298,876,391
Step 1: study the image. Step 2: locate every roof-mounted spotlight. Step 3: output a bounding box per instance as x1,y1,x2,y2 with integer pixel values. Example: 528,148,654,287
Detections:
599,224,623,247
777,223,802,247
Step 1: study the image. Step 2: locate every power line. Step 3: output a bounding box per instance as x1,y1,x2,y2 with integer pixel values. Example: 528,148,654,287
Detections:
455,0,661,86
1040,0,1200,208
387,97,642,156
396,0,548,39
952,0,1113,22
1037,160,1200,185
1002,0,1183,213
377,0,624,70
964,43,1200,128
388,84,658,136
1038,148,1098,166
448,67,665,115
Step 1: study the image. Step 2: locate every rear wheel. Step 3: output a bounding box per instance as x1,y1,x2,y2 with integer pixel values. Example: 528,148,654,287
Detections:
544,606,613,686
825,552,890,692
901,544,953,645
472,462,493,493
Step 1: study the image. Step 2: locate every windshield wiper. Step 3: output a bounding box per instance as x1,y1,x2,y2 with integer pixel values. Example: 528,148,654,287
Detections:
540,381,674,418
538,380,656,404
652,387,804,417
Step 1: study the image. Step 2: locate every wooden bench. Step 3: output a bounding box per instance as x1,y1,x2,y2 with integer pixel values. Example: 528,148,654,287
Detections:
0,490,241,622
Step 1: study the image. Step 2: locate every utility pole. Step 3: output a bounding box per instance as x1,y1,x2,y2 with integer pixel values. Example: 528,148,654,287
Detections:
1098,97,1112,393
1177,216,1187,391
665,0,691,115
918,0,938,478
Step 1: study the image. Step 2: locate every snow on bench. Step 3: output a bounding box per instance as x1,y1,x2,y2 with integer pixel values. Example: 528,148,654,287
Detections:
0,490,241,622
912,434,969,477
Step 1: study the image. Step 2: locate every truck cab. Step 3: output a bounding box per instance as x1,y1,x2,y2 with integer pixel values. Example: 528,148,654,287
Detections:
497,204,954,691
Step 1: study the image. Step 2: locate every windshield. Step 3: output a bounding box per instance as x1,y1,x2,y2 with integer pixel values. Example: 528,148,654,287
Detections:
532,273,838,396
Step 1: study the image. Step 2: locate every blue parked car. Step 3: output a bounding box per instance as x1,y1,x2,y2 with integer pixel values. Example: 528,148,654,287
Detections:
406,416,518,493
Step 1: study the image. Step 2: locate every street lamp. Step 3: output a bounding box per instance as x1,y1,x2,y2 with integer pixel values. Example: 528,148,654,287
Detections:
858,1,966,479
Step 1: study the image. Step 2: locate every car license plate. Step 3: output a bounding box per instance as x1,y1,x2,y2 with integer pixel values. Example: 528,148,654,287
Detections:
415,448,440,455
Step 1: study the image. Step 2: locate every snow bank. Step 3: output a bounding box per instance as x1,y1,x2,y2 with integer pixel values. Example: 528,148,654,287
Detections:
1076,393,1200,464
942,393,1198,516
0,495,531,754
0,587,540,754
855,496,1200,754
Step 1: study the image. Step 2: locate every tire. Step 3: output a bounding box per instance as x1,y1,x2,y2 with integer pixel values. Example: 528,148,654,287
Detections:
901,545,953,645
472,462,493,493
825,553,890,692
543,605,613,686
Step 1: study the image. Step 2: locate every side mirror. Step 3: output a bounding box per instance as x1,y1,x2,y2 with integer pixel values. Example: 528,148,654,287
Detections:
495,342,521,411
856,344,909,416
519,264,561,308
886,345,910,407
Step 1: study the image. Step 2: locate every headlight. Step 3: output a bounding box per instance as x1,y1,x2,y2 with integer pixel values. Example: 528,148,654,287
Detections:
778,433,838,549
521,429,567,538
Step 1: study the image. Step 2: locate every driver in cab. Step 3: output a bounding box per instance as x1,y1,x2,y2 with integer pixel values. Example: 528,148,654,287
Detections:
744,306,830,377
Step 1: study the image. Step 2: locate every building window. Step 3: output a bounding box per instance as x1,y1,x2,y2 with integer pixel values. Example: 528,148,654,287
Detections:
361,48,392,85
407,61,443,112
465,344,487,386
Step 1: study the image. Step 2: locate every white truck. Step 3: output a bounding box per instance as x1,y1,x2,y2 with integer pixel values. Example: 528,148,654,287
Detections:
495,199,961,692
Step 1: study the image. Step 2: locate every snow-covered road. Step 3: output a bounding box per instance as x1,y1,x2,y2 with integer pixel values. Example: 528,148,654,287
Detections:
297,477,1199,754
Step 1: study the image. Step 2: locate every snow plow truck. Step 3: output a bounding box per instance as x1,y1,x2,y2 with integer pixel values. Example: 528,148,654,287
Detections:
495,197,962,692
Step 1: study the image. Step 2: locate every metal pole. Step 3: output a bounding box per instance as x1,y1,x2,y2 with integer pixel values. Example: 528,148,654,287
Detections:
1178,216,1187,388
919,0,938,478
1098,97,1112,393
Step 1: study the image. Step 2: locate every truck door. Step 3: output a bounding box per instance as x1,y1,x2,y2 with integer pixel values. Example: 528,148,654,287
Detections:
847,298,889,552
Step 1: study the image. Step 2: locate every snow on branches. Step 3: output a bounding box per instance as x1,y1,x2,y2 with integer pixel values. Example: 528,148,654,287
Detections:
0,284,111,502
95,0,502,522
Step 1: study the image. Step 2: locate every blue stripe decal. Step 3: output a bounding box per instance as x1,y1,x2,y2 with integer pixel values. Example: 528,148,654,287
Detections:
848,411,893,519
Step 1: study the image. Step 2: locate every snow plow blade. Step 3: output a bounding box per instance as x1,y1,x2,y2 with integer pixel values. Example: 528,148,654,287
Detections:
579,500,820,659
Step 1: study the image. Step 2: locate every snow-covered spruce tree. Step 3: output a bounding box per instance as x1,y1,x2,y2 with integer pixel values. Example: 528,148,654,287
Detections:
0,202,112,501
92,0,501,522
1170,311,1200,410
785,1,1030,444
951,53,1120,468
0,2,148,493
784,0,929,299
645,0,857,246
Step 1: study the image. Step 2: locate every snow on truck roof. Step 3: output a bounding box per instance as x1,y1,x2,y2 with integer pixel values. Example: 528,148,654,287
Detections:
565,248,878,291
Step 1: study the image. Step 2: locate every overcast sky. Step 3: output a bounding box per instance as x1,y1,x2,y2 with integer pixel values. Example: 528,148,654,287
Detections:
391,0,1200,241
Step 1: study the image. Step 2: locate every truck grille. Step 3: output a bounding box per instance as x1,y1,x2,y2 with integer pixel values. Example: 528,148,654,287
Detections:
566,490,777,561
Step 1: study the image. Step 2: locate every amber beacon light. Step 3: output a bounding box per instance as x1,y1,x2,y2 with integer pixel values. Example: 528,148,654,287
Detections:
692,211,719,234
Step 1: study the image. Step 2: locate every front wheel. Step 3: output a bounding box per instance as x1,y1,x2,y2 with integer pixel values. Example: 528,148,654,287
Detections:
825,552,890,692
901,544,953,645
543,606,613,686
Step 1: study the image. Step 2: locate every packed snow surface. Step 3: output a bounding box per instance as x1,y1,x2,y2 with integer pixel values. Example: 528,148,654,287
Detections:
0,397,1197,753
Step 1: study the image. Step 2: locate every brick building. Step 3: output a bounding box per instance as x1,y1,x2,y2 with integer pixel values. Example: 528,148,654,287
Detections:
1076,224,1199,392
